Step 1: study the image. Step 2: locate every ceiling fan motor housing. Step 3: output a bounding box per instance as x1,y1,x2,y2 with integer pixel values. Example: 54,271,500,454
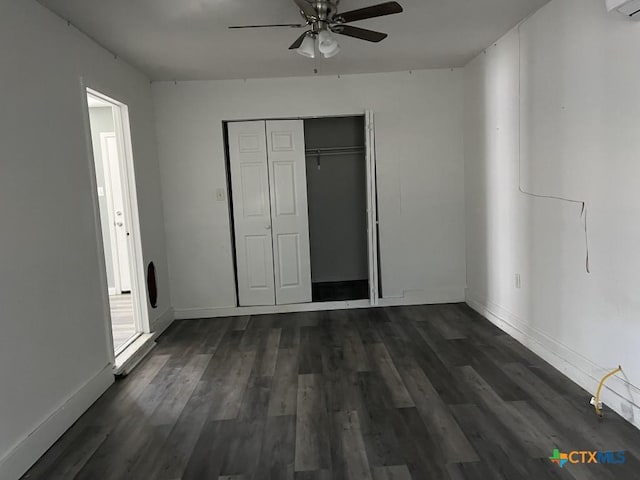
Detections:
309,0,340,21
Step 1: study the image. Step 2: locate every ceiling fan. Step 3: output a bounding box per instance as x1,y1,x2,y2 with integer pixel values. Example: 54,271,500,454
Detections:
228,0,403,58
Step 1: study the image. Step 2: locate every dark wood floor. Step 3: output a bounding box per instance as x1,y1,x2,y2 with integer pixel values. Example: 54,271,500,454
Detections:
23,304,640,480
312,280,369,302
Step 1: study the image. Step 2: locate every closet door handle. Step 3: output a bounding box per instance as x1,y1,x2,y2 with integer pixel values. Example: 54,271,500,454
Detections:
265,224,271,230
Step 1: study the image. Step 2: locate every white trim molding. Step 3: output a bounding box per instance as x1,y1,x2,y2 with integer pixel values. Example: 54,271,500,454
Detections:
0,366,114,480
150,306,174,338
173,288,465,320
465,289,640,431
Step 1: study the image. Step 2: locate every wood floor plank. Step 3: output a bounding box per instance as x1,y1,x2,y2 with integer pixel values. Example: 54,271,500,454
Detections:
324,372,364,413
268,348,299,417
280,326,301,350
299,326,325,375
232,315,250,331
183,419,234,480
208,352,257,421
149,353,212,425
454,340,529,401
219,418,266,476
239,375,272,420
21,426,109,480
295,374,331,472
398,366,479,464
78,353,171,428
365,344,414,408
342,325,370,372
250,327,282,377
449,403,531,480
254,415,296,480
456,365,552,458
143,379,223,479
330,410,373,480
371,465,412,480
390,407,452,479
357,405,405,468
294,470,333,480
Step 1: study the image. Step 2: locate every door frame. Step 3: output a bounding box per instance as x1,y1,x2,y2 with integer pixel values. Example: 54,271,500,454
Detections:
365,110,380,305
223,111,381,308
82,84,150,361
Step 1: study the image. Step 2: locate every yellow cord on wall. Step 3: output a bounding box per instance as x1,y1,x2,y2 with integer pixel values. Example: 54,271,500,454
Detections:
594,366,622,417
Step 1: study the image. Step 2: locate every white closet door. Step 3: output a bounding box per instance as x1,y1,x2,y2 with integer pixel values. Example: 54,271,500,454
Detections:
228,121,276,306
266,120,312,305
100,132,132,294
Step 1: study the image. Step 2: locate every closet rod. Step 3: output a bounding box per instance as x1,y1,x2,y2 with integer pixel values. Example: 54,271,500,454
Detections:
305,152,364,158
305,146,365,157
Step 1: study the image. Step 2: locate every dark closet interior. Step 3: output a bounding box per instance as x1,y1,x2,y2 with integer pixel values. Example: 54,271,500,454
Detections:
304,116,369,302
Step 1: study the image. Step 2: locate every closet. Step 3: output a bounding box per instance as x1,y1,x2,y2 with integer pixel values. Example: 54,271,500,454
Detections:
304,116,369,302
226,114,376,307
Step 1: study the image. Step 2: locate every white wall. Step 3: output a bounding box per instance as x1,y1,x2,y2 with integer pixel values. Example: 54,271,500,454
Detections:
0,1,171,477
464,0,640,427
152,69,466,316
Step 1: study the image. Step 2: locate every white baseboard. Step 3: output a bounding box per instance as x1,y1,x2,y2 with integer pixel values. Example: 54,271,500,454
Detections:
173,289,465,320
465,289,640,431
175,300,372,319
0,365,114,480
150,306,174,338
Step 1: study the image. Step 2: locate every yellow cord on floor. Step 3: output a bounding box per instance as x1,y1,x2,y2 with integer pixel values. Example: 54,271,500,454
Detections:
594,366,622,417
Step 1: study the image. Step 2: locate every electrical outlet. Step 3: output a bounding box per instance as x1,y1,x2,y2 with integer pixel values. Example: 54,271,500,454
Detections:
215,188,226,202
515,273,521,289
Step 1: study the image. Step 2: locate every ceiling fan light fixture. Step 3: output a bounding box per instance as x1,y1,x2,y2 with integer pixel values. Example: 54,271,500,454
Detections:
318,29,338,54
321,41,340,58
296,33,316,58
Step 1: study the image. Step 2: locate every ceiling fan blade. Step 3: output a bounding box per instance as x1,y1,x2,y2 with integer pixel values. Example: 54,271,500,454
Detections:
332,25,388,42
289,32,309,49
293,0,318,19
334,1,403,23
229,23,305,29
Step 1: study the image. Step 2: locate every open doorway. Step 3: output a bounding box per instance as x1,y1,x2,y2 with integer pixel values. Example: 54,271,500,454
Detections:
86,90,143,354
304,116,369,302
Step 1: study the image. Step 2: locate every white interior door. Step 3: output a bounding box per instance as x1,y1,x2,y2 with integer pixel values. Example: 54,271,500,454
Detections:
266,120,312,305
101,132,132,293
228,121,276,306
365,111,379,305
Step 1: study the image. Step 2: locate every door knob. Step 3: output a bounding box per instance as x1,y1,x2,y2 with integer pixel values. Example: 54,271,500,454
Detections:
265,224,271,230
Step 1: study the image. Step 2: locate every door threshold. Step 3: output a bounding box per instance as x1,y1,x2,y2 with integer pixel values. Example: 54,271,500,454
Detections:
113,333,156,376
114,332,141,357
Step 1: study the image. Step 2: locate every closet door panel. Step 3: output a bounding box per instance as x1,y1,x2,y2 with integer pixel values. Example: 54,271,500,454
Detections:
266,120,312,305
228,121,276,306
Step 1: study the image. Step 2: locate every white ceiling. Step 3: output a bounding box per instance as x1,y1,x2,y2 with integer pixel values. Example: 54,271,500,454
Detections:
38,0,549,81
